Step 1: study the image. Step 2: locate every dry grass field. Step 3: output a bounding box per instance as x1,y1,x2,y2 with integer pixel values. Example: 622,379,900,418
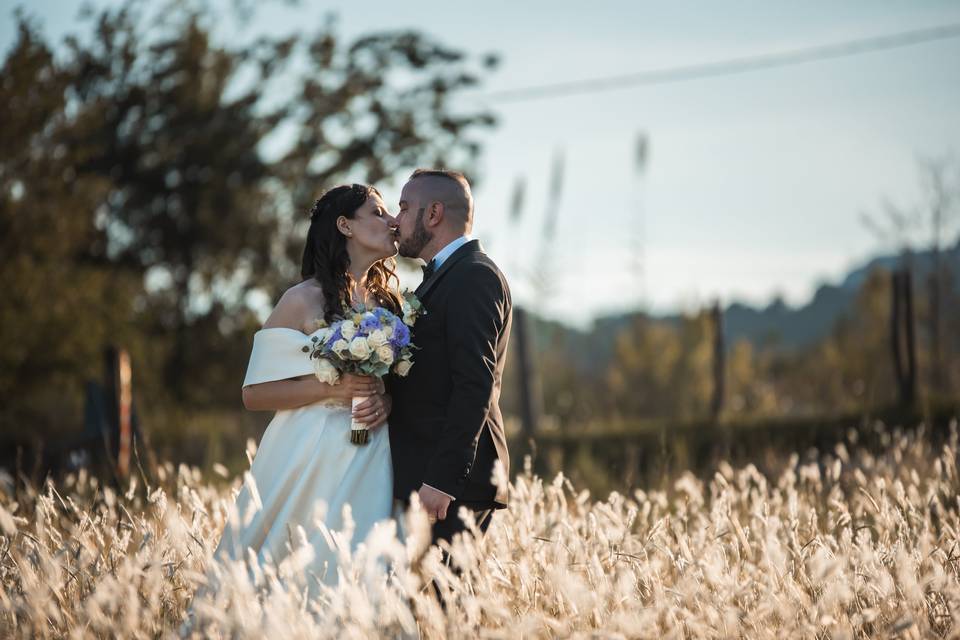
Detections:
2,423,960,638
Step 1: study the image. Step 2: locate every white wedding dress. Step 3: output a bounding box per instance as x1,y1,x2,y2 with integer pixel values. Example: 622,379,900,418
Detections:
212,327,394,590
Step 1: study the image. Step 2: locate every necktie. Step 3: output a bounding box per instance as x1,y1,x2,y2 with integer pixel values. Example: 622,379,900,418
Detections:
421,259,438,281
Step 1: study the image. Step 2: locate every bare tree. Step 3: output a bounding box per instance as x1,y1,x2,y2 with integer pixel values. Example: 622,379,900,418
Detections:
861,157,960,402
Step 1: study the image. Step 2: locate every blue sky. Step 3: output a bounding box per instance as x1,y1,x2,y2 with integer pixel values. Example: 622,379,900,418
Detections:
4,0,960,325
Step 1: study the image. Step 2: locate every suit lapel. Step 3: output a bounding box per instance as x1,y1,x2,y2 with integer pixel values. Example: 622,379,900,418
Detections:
415,239,482,299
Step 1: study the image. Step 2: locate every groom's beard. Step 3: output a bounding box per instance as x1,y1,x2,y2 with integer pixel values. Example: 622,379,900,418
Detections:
397,210,433,259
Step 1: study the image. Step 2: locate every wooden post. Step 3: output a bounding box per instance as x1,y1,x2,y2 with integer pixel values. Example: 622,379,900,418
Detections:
99,346,134,480
116,349,132,479
903,269,918,406
928,271,945,393
891,269,918,408
710,302,725,423
513,306,541,449
891,270,905,403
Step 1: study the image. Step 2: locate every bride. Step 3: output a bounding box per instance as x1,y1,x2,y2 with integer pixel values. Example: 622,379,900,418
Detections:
211,183,401,591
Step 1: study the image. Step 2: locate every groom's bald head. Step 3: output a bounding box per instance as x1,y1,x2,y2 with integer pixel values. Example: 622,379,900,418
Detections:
406,169,473,233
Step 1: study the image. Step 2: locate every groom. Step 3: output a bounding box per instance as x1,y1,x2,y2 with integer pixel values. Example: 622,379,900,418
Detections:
388,169,512,545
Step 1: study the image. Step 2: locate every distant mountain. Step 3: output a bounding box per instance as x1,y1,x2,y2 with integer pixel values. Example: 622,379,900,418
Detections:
722,284,851,350
587,240,960,352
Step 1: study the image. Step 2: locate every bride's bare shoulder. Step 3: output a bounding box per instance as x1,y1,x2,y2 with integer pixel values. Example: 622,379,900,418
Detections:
262,280,325,331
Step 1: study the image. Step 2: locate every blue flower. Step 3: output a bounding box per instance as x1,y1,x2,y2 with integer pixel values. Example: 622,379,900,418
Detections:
324,326,343,352
360,312,381,333
390,319,410,348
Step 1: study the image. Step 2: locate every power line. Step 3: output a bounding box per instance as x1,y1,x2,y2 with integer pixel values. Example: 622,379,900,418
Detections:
483,22,960,103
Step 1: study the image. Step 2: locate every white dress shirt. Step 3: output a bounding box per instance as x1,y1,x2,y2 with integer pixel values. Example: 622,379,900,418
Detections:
429,235,470,269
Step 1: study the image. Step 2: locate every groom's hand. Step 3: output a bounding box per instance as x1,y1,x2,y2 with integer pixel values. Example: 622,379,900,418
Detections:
418,484,453,521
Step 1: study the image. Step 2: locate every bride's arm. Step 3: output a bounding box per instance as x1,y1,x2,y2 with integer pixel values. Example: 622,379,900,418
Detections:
242,375,379,411
241,286,381,412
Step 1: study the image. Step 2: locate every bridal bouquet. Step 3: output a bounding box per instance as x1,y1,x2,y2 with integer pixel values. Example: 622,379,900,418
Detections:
307,291,424,445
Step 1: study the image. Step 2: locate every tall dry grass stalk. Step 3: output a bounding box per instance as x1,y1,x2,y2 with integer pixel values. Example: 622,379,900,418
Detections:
2,423,960,638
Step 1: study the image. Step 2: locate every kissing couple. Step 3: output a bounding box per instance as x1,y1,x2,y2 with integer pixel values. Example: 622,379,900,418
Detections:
212,169,512,593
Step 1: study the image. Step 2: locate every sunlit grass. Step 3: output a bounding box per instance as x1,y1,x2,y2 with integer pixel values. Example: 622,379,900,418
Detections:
2,423,959,638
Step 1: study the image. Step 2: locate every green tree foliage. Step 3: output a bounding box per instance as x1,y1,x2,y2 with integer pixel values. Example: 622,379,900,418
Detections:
607,313,714,421
597,272,905,423
773,269,896,414
0,1,496,441
508,264,957,432
0,18,141,435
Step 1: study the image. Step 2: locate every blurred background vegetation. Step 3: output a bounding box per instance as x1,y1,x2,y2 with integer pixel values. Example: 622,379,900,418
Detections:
1,0,958,491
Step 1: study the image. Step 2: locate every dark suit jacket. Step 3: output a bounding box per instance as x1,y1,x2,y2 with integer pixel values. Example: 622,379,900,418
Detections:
388,239,512,508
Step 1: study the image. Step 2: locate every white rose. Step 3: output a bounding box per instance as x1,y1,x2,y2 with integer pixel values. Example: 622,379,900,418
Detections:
312,358,340,385
366,329,388,349
383,324,395,338
348,336,372,359
341,321,357,340
331,339,349,354
394,358,413,377
403,311,416,326
376,344,394,365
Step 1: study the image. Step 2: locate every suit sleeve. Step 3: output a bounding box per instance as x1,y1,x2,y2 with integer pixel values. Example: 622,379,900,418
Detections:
421,266,507,497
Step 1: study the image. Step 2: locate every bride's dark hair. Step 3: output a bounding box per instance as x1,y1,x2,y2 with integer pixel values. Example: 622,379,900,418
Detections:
301,184,402,324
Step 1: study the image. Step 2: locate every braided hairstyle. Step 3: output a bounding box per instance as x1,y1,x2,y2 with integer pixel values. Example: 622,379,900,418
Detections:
300,184,402,324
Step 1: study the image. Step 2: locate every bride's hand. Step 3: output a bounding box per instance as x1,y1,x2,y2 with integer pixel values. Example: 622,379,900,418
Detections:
334,374,382,401
352,393,391,430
